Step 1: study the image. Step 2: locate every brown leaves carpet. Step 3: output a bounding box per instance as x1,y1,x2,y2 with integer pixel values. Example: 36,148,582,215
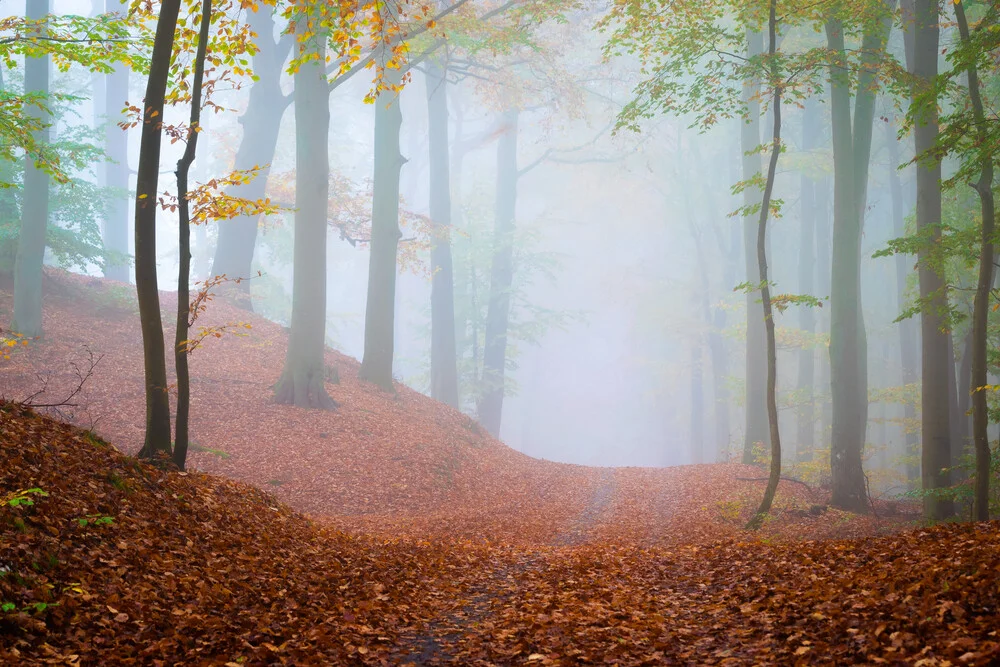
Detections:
1,270,999,665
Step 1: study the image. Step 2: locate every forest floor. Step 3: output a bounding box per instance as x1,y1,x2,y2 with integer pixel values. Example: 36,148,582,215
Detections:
1,269,999,665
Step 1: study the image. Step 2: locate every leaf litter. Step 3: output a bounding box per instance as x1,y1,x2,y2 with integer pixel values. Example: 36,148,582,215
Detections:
1,270,998,665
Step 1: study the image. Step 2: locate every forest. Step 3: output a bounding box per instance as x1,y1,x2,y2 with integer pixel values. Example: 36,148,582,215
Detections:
1,0,1000,663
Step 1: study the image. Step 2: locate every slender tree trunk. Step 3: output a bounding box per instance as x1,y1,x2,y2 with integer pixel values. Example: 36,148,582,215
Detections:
477,108,518,438
914,0,953,520
135,0,181,459
950,330,971,473
211,9,291,305
103,0,130,282
796,99,820,462
273,20,335,409
172,0,211,471
955,0,994,520
748,0,781,530
425,62,460,408
815,172,833,454
359,65,405,391
12,0,50,338
742,29,768,464
886,116,920,484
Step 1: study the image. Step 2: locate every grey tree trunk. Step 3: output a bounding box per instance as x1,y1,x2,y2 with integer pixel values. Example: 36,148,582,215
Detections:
12,0,50,338
134,0,181,459
955,0,994,520
477,108,518,438
795,98,820,462
273,22,335,410
914,0,953,520
103,0,130,282
741,29,768,464
211,9,291,305
358,65,405,391
886,116,920,484
424,62,460,408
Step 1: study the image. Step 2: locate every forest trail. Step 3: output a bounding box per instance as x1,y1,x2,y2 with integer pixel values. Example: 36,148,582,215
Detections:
394,469,617,664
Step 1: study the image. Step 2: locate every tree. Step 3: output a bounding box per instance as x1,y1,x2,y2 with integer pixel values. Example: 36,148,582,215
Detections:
425,59,460,408
824,0,894,512
358,20,405,392
134,0,182,459
477,106,518,437
172,0,212,470
103,0,130,283
747,0,782,530
210,6,293,303
952,0,995,520
273,8,336,409
913,0,953,520
11,0,50,339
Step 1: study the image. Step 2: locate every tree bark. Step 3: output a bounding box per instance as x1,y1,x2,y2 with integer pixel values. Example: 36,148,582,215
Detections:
358,63,405,391
955,0,994,520
914,0,953,520
886,115,920,484
796,98,820,462
102,0,130,282
273,19,335,410
748,0,782,530
742,29,768,464
210,8,292,306
134,0,181,459
12,0,50,338
425,61,460,408
477,108,518,438
172,0,211,471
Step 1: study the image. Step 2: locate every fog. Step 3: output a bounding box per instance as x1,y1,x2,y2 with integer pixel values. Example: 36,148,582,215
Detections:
5,0,950,479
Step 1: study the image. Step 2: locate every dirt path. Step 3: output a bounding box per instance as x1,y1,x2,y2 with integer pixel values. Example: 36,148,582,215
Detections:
392,468,617,665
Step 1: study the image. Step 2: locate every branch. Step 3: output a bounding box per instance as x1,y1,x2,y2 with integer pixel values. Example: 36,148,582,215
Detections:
517,118,617,178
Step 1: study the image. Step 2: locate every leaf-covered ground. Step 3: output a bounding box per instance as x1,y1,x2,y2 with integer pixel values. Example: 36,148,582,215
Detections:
2,270,1000,665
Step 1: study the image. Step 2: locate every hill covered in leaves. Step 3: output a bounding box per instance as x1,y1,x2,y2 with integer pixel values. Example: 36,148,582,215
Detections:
3,403,1000,665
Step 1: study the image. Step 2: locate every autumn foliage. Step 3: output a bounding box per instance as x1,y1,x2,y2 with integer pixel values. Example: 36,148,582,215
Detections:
2,271,1000,665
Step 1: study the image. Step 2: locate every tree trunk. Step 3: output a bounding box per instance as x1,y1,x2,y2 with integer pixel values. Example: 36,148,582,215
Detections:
914,0,953,520
273,21,335,410
826,16,868,512
815,172,833,454
955,0,994,520
477,108,518,438
134,0,181,459
172,0,211,471
211,9,291,305
358,65,405,391
886,115,920,485
425,61,460,408
103,0,130,282
951,330,972,473
741,29,768,464
12,0,50,338
796,98,820,462
747,0,782,530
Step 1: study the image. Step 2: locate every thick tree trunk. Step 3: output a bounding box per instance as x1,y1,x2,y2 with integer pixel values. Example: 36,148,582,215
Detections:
955,0,994,520
886,116,920,484
273,23,335,410
134,0,181,459
12,0,50,338
358,66,404,391
103,0,130,282
826,17,868,512
914,0,953,520
425,62,460,408
477,108,518,438
742,29,768,464
172,0,211,471
796,99,820,462
211,9,291,305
